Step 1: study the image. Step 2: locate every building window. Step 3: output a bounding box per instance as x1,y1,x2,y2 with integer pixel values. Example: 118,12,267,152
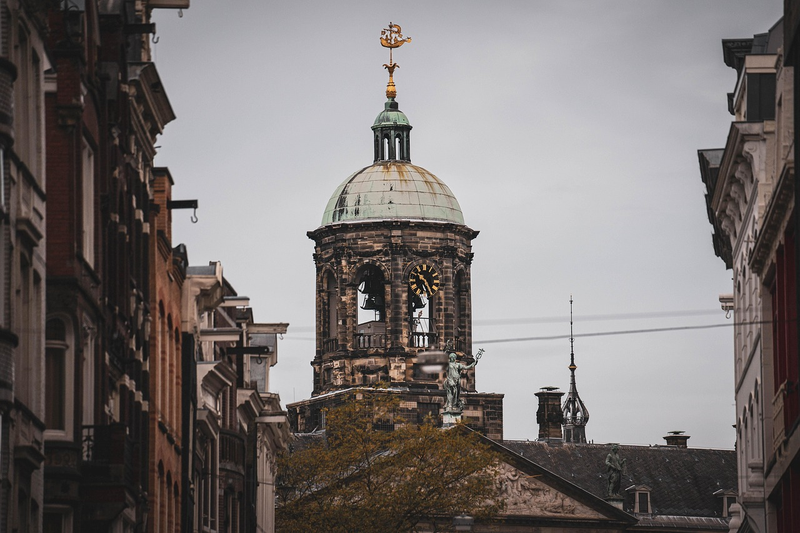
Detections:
15,24,43,178
16,256,43,410
746,73,776,122
45,316,74,439
627,485,652,514
82,320,96,427
714,489,738,518
81,139,95,267
45,345,65,430
637,492,650,514
724,496,735,517
770,220,799,434
43,507,73,533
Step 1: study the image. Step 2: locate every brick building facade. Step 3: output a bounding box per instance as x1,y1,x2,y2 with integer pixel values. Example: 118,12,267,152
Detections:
149,167,185,532
43,1,178,529
0,0,294,531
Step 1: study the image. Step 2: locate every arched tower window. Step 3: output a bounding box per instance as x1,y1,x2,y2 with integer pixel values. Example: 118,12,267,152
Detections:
409,286,436,349
323,272,338,353
454,271,466,352
356,266,386,348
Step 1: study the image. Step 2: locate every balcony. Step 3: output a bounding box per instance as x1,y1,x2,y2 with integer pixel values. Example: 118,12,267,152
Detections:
355,333,386,349
82,424,135,488
80,424,138,524
322,337,337,353
409,332,437,349
219,430,245,475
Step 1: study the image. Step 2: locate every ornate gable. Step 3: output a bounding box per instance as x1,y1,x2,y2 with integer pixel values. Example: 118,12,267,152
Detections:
493,462,607,519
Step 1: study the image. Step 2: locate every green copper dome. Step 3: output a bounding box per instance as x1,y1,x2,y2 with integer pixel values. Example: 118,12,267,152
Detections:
320,95,464,227
321,162,464,226
373,98,410,127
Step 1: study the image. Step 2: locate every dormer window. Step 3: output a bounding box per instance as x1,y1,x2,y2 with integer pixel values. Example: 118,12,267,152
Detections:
637,492,650,514
626,485,652,514
714,489,737,517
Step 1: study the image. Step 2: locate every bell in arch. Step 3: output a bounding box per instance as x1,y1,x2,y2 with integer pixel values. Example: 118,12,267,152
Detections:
361,292,385,310
358,269,386,319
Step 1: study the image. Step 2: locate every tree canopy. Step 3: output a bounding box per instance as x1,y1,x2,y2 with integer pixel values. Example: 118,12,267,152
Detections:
276,391,505,532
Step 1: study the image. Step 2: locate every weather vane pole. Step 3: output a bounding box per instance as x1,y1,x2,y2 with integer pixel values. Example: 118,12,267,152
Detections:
380,22,411,99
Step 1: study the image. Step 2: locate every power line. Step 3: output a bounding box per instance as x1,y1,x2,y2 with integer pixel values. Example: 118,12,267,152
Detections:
282,309,725,337
473,308,723,327
284,319,763,344
475,319,775,345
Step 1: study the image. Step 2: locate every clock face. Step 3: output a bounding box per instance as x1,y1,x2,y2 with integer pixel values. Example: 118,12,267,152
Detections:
408,263,440,296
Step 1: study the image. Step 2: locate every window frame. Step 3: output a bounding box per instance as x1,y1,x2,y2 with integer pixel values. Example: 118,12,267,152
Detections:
44,315,75,441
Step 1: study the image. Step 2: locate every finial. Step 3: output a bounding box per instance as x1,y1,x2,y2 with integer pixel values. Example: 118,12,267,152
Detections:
562,294,589,442
569,295,576,371
380,22,411,99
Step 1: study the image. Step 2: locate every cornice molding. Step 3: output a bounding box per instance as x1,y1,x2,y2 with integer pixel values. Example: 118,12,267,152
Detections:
750,162,794,275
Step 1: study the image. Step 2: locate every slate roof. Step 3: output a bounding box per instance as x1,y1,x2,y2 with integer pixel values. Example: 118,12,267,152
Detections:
502,441,736,519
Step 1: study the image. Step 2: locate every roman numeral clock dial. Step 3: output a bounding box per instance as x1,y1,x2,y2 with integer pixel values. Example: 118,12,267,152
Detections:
408,263,440,296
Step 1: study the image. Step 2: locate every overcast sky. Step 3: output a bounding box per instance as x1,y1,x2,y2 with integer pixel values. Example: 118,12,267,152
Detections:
151,1,783,448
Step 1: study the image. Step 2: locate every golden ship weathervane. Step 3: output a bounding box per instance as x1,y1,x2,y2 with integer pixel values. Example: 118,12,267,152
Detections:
380,22,411,99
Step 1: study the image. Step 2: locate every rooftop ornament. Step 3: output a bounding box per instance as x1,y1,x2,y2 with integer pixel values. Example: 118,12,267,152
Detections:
606,444,627,499
443,339,484,415
380,22,411,99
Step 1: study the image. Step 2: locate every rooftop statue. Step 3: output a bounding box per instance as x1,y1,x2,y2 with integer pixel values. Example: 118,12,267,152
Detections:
606,444,626,498
443,341,484,413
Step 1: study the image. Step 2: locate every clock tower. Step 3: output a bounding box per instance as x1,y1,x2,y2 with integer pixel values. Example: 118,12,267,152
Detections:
288,24,502,439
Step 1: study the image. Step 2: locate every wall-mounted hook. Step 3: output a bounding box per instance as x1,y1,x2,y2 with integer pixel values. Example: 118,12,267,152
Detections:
167,199,199,223
178,8,184,17
152,33,160,44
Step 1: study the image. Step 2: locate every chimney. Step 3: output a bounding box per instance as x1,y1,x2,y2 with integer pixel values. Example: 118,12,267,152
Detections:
535,387,564,441
663,430,690,447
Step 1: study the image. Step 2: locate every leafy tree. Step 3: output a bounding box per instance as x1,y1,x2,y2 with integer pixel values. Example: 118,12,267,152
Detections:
276,391,505,532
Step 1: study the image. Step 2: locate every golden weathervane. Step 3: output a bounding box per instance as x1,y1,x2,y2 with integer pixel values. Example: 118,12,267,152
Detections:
380,22,411,99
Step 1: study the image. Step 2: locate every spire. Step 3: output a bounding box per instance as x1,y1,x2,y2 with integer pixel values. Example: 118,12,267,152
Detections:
373,23,413,163
562,295,590,443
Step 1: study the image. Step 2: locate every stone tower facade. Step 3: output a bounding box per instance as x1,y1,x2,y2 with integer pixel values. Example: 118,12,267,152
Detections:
308,218,477,394
307,93,479,395
289,56,503,439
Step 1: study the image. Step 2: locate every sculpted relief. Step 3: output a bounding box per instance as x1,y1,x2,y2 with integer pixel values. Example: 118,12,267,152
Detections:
492,463,603,519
